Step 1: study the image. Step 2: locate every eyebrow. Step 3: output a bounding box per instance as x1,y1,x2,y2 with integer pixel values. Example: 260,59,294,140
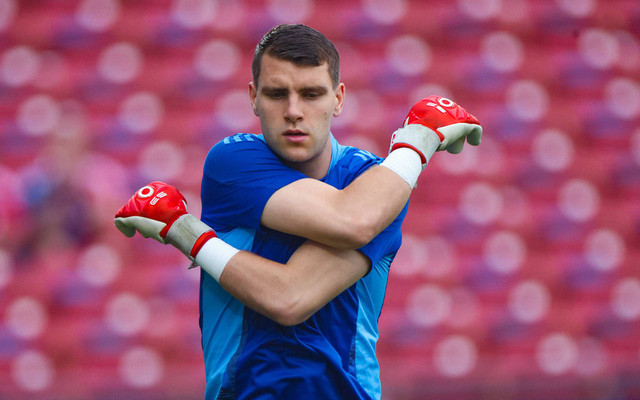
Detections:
260,86,288,95
260,85,329,95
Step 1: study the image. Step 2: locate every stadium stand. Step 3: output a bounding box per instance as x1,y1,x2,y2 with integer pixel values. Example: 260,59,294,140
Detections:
0,0,639,399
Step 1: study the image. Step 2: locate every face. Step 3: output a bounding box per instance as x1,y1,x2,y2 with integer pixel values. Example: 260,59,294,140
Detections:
249,54,345,179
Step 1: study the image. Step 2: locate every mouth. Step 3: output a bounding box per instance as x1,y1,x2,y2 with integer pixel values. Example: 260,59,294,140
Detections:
284,129,306,136
283,129,308,143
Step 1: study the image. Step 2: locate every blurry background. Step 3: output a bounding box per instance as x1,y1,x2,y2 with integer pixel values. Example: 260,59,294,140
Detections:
0,0,639,399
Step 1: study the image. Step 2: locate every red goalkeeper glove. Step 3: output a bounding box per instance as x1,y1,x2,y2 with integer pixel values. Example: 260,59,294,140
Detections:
390,95,483,164
114,181,217,260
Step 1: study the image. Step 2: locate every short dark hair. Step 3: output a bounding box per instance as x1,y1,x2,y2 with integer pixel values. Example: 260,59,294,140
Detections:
252,24,340,89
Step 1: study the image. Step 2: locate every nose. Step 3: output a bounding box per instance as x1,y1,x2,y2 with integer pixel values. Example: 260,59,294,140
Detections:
284,95,303,123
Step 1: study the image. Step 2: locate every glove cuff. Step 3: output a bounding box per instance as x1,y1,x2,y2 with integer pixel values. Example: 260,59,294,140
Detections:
389,124,441,166
166,214,215,259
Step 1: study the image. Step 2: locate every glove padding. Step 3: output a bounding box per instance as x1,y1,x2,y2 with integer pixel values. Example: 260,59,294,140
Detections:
115,181,216,259
391,95,482,158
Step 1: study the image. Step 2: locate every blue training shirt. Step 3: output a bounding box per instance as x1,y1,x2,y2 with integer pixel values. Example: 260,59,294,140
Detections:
199,133,408,400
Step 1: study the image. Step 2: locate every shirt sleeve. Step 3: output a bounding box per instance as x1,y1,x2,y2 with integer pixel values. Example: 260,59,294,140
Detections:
357,202,408,268
325,145,408,269
200,135,306,232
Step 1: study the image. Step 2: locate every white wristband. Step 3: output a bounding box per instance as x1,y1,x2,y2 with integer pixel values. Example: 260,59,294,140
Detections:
380,148,423,188
194,237,240,281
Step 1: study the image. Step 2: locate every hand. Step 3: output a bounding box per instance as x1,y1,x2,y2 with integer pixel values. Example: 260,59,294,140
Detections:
389,95,482,166
115,181,216,259
403,95,482,154
114,181,188,243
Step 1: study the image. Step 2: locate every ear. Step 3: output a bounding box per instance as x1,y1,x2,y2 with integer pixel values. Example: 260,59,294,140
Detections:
333,83,345,117
249,82,259,116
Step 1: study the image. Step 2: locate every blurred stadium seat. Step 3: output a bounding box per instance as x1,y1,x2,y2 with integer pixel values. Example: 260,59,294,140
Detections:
1,0,639,399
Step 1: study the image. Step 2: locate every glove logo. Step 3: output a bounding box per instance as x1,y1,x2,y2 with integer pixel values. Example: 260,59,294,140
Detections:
426,97,455,114
137,186,155,198
438,97,455,107
150,192,167,205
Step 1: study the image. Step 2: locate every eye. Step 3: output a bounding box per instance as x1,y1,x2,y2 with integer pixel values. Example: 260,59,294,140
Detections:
301,87,327,99
302,91,322,99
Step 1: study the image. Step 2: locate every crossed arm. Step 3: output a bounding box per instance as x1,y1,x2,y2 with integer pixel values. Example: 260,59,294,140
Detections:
215,241,371,326
115,158,413,326
200,163,411,325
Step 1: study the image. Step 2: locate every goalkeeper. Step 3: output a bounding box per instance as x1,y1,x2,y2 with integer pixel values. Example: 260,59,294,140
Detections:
115,24,481,400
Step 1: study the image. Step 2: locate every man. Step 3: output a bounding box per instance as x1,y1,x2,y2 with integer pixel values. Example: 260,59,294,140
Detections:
115,24,481,399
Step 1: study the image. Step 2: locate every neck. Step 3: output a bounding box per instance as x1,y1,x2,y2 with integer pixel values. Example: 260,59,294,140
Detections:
286,138,332,180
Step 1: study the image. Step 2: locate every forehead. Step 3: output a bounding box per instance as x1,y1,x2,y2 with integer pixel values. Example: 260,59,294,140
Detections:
258,54,332,88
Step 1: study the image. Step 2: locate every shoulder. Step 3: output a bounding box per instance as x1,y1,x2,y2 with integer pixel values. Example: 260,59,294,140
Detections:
327,139,383,182
343,147,382,165
219,133,266,146
204,134,273,172
333,138,383,166
203,133,305,185
206,133,268,160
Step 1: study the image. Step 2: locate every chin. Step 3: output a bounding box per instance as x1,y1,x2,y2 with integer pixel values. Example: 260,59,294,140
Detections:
281,151,312,164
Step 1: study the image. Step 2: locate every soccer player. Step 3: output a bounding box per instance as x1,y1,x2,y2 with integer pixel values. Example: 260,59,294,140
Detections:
115,24,481,399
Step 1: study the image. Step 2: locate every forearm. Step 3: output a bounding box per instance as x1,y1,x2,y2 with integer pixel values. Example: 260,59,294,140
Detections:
261,160,413,250
337,163,412,242
215,251,308,326
197,240,369,326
